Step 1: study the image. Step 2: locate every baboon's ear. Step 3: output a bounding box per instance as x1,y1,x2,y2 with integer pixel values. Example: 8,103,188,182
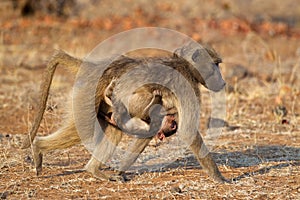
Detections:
202,44,222,64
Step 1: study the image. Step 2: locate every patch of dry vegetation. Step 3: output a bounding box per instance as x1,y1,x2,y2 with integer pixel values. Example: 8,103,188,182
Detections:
0,0,299,199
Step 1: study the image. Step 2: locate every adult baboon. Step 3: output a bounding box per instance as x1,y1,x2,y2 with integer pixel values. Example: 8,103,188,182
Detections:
22,43,228,182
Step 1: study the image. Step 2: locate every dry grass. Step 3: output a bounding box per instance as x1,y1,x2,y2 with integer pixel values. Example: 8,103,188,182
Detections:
0,1,300,199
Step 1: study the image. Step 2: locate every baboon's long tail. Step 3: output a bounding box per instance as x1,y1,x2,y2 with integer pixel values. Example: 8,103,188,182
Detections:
21,50,82,149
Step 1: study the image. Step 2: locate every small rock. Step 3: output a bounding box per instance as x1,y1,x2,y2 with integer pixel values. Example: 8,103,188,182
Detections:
171,185,184,193
225,64,249,81
273,105,288,118
24,155,33,163
0,191,9,199
207,117,229,129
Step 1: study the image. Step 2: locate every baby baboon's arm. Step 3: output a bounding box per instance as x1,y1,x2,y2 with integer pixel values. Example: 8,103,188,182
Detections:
112,93,164,137
103,80,163,134
141,90,162,118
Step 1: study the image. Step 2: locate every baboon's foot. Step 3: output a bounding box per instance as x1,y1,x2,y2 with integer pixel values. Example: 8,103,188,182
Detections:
90,170,110,180
85,161,110,180
109,172,129,182
211,174,231,184
85,165,128,182
85,166,110,180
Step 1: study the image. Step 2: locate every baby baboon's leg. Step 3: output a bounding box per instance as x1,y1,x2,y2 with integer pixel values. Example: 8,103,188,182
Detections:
188,131,228,183
32,122,81,175
85,124,123,180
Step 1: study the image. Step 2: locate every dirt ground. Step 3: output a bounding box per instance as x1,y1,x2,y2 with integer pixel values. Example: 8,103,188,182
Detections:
0,0,299,199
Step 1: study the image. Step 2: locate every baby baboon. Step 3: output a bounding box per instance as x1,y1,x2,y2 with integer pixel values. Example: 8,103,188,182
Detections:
102,78,177,140
22,43,228,183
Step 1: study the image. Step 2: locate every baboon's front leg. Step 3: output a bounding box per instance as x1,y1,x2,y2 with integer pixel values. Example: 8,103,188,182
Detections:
189,131,229,183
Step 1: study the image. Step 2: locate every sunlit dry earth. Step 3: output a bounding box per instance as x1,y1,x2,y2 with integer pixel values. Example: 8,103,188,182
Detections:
0,0,299,199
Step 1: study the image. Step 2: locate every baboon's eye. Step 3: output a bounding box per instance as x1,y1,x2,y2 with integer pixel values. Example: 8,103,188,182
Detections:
191,49,201,63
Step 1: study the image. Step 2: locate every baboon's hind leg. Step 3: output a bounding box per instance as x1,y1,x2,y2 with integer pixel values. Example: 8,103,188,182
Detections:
32,122,81,175
109,137,152,181
85,124,123,180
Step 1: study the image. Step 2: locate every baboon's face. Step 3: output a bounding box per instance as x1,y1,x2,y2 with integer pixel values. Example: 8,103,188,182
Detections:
175,46,226,92
192,55,225,92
